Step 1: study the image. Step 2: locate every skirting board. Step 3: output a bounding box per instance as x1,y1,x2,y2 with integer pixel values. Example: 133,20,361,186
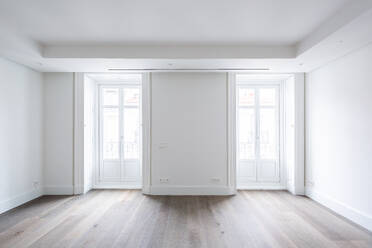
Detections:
43,185,74,195
237,185,286,190
306,187,372,232
93,184,142,189
148,186,235,195
0,188,43,214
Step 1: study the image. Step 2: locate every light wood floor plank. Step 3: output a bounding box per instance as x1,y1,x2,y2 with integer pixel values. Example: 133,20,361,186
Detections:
0,190,371,248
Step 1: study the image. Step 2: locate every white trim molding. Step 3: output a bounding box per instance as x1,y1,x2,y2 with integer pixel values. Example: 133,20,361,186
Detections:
237,185,286,190
142,73,152,194
43,185,74,195
149,186,235,196
293,73,305,195
306,187,372,232
0,189,43,214
93,184,142,190
227,72,237,193
73,72,85,195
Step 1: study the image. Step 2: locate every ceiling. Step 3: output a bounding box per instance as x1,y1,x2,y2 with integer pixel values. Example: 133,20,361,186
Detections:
0,0,371,72
0,0,349,46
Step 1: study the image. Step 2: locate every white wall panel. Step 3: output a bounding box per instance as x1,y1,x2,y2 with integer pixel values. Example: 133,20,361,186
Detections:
43,73,74,195
306,43,372,231
150,72,231,194
0,58,43,213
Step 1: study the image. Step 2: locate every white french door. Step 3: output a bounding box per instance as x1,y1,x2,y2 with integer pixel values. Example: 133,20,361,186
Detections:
237,84,280,187
97,85,142,187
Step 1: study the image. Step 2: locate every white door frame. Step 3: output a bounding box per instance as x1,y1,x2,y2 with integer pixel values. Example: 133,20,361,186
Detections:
73,72,151,194
236,84,281,184
228,73,305,193
234,78,285,189
96,84,141,188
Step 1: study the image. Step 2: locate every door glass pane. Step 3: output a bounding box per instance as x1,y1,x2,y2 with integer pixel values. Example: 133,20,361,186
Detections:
103,88,119,106
123,88,140,106
238,108,255,159
103,108,119,159
260,108,277,159
123,107,140,159
239,88,255,106
259,88,276,106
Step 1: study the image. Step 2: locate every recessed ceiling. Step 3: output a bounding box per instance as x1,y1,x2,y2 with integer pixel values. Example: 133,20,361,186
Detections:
0,0,349,46
1,0,371,73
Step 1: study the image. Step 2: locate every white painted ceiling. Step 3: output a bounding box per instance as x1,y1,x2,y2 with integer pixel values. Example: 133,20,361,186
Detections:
0,0,371,72
0,0,348,46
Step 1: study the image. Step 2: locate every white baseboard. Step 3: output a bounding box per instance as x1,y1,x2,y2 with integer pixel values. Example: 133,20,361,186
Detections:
0,188,43,214
237,185,286,190
306,187,372,232
43,185,74,195
93,184,142,190
74,184,84,195
83,186,92,194
149,185,235,195
142,185,150,194
287,180,295,194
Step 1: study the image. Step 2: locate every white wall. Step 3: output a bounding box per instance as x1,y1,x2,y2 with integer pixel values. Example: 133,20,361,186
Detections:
39,71,300,197
150,72,232,195
306,43,372,231
0,58,43,213
43,73,74,195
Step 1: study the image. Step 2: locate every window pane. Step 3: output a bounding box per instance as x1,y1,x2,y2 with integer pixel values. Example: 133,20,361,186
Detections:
238,108,255,159
260,108,277,159
123,108,140,159
259,88,276,106
123,88,140,106
103,108,119,159
103,88,119,106
239,88,255,106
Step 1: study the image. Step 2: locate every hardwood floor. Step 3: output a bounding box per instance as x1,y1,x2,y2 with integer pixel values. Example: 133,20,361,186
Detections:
0,190,371,248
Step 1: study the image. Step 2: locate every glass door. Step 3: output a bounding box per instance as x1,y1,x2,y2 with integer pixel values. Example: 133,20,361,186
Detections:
99,85,141,186
237,85,280,186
